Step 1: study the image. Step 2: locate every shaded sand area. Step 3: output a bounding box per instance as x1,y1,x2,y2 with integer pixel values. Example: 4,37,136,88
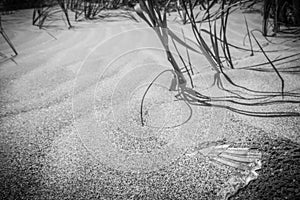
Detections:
1,7,300,199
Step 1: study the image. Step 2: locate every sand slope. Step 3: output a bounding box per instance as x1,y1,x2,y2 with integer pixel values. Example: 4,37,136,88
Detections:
0,7,299,200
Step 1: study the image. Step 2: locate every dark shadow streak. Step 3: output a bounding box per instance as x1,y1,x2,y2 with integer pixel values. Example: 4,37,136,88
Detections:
0,52,18,65
240,52,300,69
178,86,300,118
247,65,300,74
219,72,294,96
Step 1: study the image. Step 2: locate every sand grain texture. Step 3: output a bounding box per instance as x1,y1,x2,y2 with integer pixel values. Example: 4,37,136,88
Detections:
1,7,299,200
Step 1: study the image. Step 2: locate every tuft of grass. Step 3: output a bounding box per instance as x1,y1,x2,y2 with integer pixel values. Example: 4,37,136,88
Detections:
135,0,200,125
181,0,238,74
71,0,106,20
134,0,188,84
32,1,72,29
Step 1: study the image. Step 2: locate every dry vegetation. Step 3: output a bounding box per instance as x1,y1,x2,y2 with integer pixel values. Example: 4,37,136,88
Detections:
1,0,300,199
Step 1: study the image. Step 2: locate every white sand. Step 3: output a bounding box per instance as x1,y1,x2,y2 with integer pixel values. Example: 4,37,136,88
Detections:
0,7,299,199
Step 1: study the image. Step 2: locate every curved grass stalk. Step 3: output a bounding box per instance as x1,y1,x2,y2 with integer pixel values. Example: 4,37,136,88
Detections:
140,69,174,126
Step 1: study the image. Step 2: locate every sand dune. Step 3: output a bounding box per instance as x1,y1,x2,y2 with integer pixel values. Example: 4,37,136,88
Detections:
1,7,299,200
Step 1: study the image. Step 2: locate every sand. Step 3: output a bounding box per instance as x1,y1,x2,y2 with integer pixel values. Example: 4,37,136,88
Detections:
0,6,299,200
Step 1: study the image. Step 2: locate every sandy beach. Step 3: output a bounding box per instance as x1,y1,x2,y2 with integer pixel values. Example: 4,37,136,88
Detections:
1,6,299,199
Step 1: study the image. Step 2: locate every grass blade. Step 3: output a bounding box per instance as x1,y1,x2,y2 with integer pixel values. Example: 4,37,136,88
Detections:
181,29,193,75
244,15,254,56
171,36,194,88
251,31,285,98
168,29,201,54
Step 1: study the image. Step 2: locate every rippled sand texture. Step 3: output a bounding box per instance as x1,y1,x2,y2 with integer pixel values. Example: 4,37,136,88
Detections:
1,7,299,200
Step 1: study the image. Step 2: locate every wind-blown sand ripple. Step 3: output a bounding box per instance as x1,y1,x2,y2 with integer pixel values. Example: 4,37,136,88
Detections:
1,7,299,200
